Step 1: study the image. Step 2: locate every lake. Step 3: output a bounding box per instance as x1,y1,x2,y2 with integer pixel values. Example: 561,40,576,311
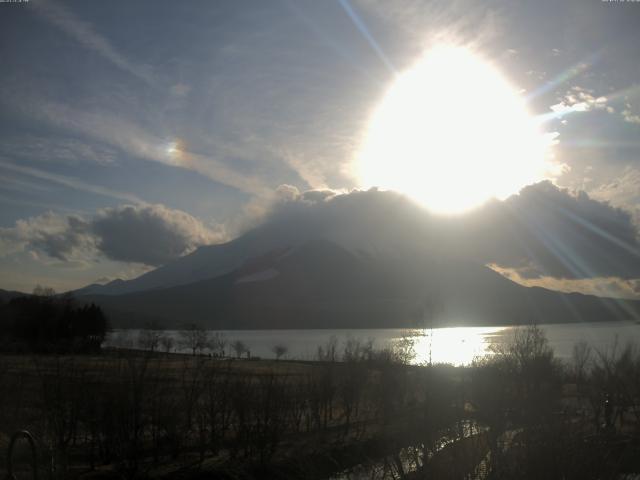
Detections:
105,321,640,366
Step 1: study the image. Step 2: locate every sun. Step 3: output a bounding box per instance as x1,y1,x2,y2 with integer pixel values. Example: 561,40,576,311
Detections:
355,45,553,214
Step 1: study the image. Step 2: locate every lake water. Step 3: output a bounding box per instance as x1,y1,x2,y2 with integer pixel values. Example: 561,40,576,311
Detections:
105,321,640,366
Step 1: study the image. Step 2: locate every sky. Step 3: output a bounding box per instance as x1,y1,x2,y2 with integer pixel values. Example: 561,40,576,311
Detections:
1,0,640,297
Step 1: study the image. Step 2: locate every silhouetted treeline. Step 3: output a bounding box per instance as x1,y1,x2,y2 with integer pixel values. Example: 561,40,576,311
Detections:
0,288,108,353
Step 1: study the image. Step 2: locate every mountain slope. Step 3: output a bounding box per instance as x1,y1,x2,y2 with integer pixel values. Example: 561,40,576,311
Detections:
82,239,640,329
73,190,446,296
78,218,327,296
0,289,27,303
75,190,640,329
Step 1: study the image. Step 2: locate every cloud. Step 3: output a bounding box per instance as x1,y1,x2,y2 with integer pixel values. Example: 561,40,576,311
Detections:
621,105,640,125
491,265,640,300
588,166,640,224
301,189,339,203
0,159,144,204
32,0,155,85
259,182,640,284
3,183,639,297
550,86,611,116
7,98,270,197
0,135,117,166
278,148,331,190
459,181,640,280
0,204,227,267
0,212,94,262
255,187,440,257
590,166,640,205
274,184,338,204
92,204,226,266
548,87,640,127
275,184,302,202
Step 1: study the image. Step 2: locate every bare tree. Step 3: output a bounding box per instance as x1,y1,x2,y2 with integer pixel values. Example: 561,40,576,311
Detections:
342,336,374,363
33,284,57,297
34,355,86,477
572,340,592,383
392,334,417,365
339,361,367,435
208,332,226,357
138,328,161,352
179,323,209,355
591,340,640,432
160,334,175,354
272,344,288,360
316,336,338,362
231,340,247,359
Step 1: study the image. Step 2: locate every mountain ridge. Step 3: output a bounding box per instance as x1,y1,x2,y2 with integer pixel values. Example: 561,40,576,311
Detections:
70,190,640,329
77,239,640,329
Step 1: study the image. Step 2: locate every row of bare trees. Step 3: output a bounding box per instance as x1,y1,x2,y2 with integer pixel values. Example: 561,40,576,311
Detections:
130,324,286,360
133,324,225,356
0,357,381,476
2,327,640,479
0,334,445,478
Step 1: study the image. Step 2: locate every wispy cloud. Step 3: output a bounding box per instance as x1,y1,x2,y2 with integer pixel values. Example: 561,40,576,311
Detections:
32,0,155,85
0,173,53,194
276,148,330,190
0,159,145,204
3,95,271,197
0,192,80,214
588,166,640,225
0,135,117,166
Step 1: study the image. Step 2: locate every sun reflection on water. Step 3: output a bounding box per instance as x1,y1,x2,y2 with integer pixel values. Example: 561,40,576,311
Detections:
398,326,507,366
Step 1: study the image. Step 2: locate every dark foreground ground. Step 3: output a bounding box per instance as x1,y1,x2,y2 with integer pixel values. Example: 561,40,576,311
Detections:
1,327,640,479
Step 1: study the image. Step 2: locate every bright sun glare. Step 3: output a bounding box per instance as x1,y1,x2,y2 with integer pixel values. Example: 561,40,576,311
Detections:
356,45,554,214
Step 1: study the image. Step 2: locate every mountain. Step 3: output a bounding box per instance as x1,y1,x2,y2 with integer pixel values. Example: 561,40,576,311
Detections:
75,189,445,297
74,191,640,329
79,238,640,329
78,219,328,296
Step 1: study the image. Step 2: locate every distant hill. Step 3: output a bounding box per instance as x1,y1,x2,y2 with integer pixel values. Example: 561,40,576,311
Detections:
0,289,28,304
80,239,640,329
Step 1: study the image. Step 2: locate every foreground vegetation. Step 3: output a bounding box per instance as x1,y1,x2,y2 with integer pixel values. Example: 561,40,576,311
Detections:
1,326,640,479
